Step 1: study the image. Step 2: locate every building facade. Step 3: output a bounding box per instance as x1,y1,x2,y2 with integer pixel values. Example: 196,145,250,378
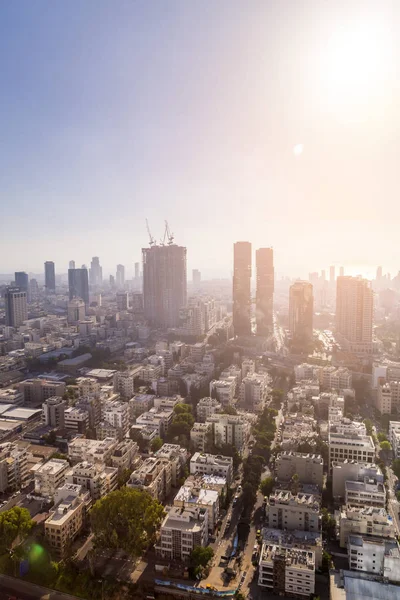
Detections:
256,247,274,336
233,241,252,337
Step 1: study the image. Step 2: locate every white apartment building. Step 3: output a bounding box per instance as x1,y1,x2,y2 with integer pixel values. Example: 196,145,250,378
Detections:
196,397,222,423
389,421,400,458
140,364,163,382
328,433,375,469
377,382,396,415
68,437,118,465
64,407,89,434
265,490,321,532
190,422,212,452
0,442,28,492
332,461,384,499
113,371,136,399
239,374,268,413
321,366,352,390
127,457,172,502
0,388,24,406
154,443,188,487
32,458,70,499
102,401,129,438
294,363,319,383
242,359,255,378
156,506,208,562
275,452,323,488
258,544,315,598
110,439,138,473
136,407,174,437
206,413,249,452
347,535,400,582
220,365,242,393
209,379,235,407
339,506,395,548
129,394,155,419
329,418,367,437
76,377,101,398
66,461,117,500
190,452,233,484
345,479,386,508
174,484,219,530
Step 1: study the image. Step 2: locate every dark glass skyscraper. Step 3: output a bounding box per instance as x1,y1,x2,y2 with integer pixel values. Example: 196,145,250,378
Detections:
256,247,274,336
44,261,56,291
143,244,187,328
233,241,252,337
68,268,89,305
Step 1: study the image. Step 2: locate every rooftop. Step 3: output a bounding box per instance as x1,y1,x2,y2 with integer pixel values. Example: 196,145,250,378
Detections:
261,543,315,570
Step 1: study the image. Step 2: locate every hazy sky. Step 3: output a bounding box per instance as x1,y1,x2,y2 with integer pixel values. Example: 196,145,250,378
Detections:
1,1,400,279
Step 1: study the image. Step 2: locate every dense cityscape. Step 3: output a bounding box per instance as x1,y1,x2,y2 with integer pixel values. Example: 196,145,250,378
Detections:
0,238,400,600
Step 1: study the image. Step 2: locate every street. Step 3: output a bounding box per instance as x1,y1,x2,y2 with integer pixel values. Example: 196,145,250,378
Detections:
0,574,82,600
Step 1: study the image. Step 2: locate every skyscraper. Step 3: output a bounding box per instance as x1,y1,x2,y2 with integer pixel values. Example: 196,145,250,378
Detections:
339,266,344,277
5,287,28,327
289,281,314,340
116,264,125,288
330,266,335,284
134,262,140,280
44,261,56,292
143,243,187,328
89,257,103,286
68,268,89,305
15,272,28,292
336,276,373,355
256,247,274,336
69,260,76,270
109,275,115,288
192,269,201,287
233,241,252,337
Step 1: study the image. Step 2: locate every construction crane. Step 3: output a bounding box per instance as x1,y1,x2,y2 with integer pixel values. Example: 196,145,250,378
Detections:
146,219,156,246
165,220,174,245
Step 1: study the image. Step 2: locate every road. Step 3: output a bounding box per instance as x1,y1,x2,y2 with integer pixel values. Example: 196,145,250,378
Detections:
0,574,82,600
386,467,400,534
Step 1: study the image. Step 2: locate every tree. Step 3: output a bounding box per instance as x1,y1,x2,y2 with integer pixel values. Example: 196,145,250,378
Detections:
91,488,165,557
378,432,388,442
260,477,274,497
0,507,35,554
380,440,392,461
363,419,373,436
321,550,333,573
392,459,400,479
117,468,133,488
290,473,300,495
190,545,214,568
173,403,192,415
321,508,336,541
222,405,237,416
151,436,163,452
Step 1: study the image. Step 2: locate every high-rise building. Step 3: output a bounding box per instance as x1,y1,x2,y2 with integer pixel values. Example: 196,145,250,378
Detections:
256,247,274,336
336,276,373,355
4,287,28,328
42,397,66,429
69,260,75,270
340,266,344,277
109,275,115,288
143,243,187,329
330,266,335,284
134,262,140,280
15,271,28,293
68,268,89,305
233,241,252,337
89,257,102,286
116,264,125,288
67,299,86,323
289,281,314,340
377,266,383,281
44,261,56,292
116,291,130,311
29,278,39,301
192,269,201,287
321,270,326,281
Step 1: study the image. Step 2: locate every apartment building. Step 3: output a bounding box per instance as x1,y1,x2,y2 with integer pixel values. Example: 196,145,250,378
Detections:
190,422,212,452
66,461,117,500
190,452,233,484
110,439,138,473
45,484,91,558
389,421,400,458
321,367,352,391
294,363,319,383
209,379,235,407
127,457,172,502
0,388,24,406
32,458,70,499
275,452,323,488
239,374,268,413
258,544,315,598
140,364,163,382
68,437,118,465
102,401,129,439
347,535,400,582
156,506,208,562
19,379,66,406
129,394,155,419
154,443,188,487
75,395,101,430
220,365,242,393
241,358,255,378
339,506,395,548
345,479,386,508
113,370,140,399
174,484,219,531
64,407,89,434
376,381,400,415
206,414,250,452
328,433,375,469
265,490,321,532
0,442,28,492
332,461,383,499
76,377,101,398
196,397,222,423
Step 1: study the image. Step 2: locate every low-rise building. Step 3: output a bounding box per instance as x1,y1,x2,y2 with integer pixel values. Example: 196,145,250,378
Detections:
347,535,400,581
190,422,212,452
377,381,400,415
68,437,118,465
0,442,28,492
110,439,138,473
136,407,174,437
332,461,384,500
64,407,89,434
321,366,352,391
265,490,321,532
113,370,139,399
339,506,395,548
102,401,129,439
174,484,219,530
239,374,268,412
206,413,250,452
345,478,386,508
127,457,172,502
156,505,208,562
76,377,101,398
66,461,117,500
209,379,235,407
196,397,222,423
328,433,375,469
258,543,315,598
389,420,400,458
129,394,155,419
154,443,188,487
190,452,233,484
0,388,24,406
32,458,69,499
19,379,66,406
275,452,323,488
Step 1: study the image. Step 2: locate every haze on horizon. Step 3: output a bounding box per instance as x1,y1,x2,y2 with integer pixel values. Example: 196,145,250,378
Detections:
1,1,399,279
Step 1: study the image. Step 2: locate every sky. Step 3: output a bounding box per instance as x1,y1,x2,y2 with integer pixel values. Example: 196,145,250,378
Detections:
1,0,400,280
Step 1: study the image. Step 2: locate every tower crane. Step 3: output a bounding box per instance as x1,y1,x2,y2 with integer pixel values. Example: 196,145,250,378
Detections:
165,220,174,245
146,219,156,246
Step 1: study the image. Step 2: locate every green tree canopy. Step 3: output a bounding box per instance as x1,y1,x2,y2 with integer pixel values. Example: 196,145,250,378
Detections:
260,476,275,497
151,436,163,452
363,419,373,436
0,507,35,554
392,459,400,479
221,405,238,416
378,432,388,442
91,488,165,557
173,402,192,415
190,545,214,568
